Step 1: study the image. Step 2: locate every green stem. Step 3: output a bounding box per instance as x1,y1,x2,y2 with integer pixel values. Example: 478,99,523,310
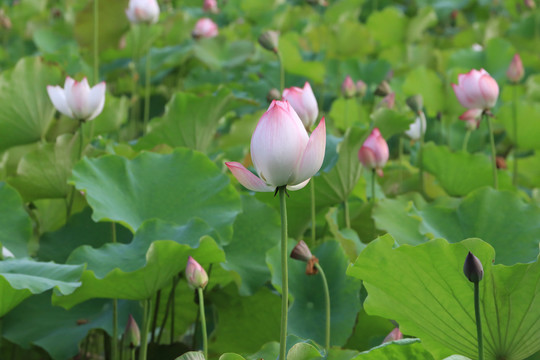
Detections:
130,348,136,360
462,129,471,152
277,51,285,93
139,298,151,360
111,224,118,360
278,187,289,360
310,179,316,243
474,282,484,360
93,0,99,84
66,122,84,219
197,287,208,359
314,263,330,350
344,98,349,131
371,169,376,203
170,276,177,344
512,85,518,186
485,114,498,189
150,291,161,343
418,111,425,196
398,136,404,184
343,200,350,229
143,44,152,135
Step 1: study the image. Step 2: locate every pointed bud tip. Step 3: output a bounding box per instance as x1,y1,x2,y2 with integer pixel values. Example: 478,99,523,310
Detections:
463,251,484,283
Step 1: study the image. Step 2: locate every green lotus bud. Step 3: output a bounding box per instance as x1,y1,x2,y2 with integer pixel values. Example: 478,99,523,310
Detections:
374,80,392,97
463,251,484,283
124,314,140,349
258,30,279,53
406,94,424,114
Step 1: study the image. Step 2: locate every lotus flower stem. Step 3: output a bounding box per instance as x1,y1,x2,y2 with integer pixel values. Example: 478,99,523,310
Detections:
418,111,425,195
143,46,152,134
474,282,484,360
343,200,351,229
171,276,176,343
311,179,316,242
485,113,498,189
110,223,118,360
197,287,208,359
512,85,518,186
462,129,471,152
314,263,330,350
371,169,376,203
139,298,151,360
66,123,85,219
93,0,99,84
277,51,285,93
150,291,161,343
279,186,289,360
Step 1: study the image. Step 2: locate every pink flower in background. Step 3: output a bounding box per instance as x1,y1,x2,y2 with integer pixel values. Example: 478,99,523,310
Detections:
125,0,160,24
282,82,319,129
47,77,106,121
459,108,483,130
356,80,367,98
341,75,356,98
452,69,499,110
383,328,403,343
507,54,524,83
186,256,209,289
192,18,219,39
358,128,389,177
226,100,326,192
377,92,395,110
203,0,219,13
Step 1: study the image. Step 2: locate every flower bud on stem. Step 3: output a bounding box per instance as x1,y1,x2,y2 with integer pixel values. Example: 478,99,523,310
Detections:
279,186,289,360
463,252,484,360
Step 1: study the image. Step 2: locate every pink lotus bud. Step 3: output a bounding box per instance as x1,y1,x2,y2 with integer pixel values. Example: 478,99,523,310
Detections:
282,82,319,129
356,80,367,98
124,314,140,348
47,77,106,122
186,256,208,289
125,0,160,24
459,108,483,130
226,100,326,192
383,328,403,343
203,0,219,13
358,128,389,177
405,114,426,141
290,240,313,262
452,69,499,110
463,251,484,283
524,0,536,9
258,30,279,53
377,93,395,110
192,18,218,39
341,75,356,98
506,54,524,83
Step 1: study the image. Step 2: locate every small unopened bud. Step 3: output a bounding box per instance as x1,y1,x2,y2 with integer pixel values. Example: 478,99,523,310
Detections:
374,80,392,97
377,93,395,110
0,10,11,30
496,156,507,169
507,54,524,83
406,94,424,114
258,30,279,54
356,80,367,98
463,251,484,283
383,327,403,343
341,75,356,98
524,0,536,9
203,0,219,13
186,256,209,289
290,240,319,275
124,314,140,348
267,88,281,103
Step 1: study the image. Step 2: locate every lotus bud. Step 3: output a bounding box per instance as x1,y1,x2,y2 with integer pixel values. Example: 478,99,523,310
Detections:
282,82,319,129
383,328,403,343
406,94,424,114
290,240,319,275
186,256,209,289
452,69,499,110
124,314,141,348
524,0,536,9
374,80,392,97
47,77,106,122
377,92,395,110
258,30,279,54
203,0,219,13
463,251,484,283
507,54,524,83
356,80,367,98
459,108,483,130
266,88,281,103
358,128,389,177
192,18,218,39
125,0,160,24
341,75,356,98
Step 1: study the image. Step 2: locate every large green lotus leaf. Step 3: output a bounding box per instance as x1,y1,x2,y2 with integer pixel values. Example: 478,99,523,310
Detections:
418,187,540,265
8,133,80,201
329,98,369,132
287,342,323,360
347,235,540,360
194,40,255,69
485,38,515,82
0,57,61,151
402,67,445,116
279,33,325,83
353,339,434,359
70,148,242,240
53,219,224,308
2,293,141,360
407,7,437,43
422,143,512,196
516,153,540,188
371,109,414,139
267,240,362,346
372,197,426,246
0,182,32,257
222,196,280,296
209,284,281,355
495,101,540,150
92,95,129,135
136,89,236,152
38,207,132,264
0,259,84,317
366,7,407,47
343,309,395,352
